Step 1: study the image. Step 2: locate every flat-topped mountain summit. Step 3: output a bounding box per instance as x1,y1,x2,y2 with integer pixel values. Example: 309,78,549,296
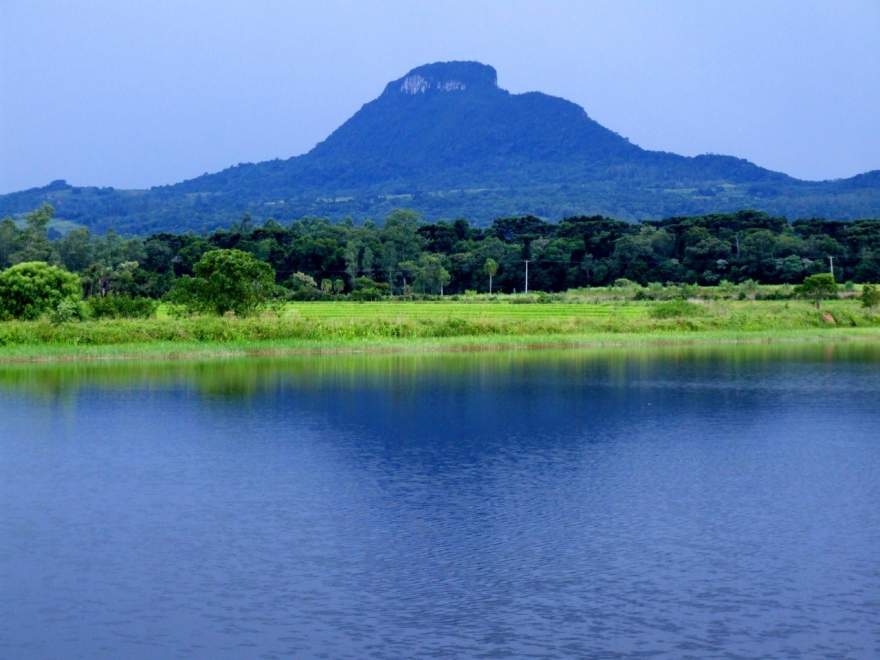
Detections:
387,61,500,94
2,61,879,232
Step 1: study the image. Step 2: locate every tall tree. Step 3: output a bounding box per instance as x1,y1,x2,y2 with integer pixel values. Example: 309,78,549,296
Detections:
483,257,498,294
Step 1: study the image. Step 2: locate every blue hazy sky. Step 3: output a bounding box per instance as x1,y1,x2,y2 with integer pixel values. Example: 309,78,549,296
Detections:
1,0,878,194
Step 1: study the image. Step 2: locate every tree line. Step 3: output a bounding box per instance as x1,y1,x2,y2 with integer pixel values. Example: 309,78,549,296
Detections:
2,205,880,305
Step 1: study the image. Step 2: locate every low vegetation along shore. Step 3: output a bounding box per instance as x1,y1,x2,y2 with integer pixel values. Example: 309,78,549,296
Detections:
2,295,879,362
2,206,880,362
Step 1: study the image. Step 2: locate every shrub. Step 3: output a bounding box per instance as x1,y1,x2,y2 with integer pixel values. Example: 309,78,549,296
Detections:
718,280,736,298
350,276,389,301
49,299,88,324
285,272,324,300
169,249,275,316
350,287,384,301
649,300,705,319
644,282,666,300
89,295,158,319
288,286,325,301
861,283,880,308
676,283,699,300
0,261,82,320
289,272,317,289
738,279,759,300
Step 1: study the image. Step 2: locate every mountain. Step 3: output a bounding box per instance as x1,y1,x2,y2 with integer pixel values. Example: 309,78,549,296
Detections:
3,61,879,233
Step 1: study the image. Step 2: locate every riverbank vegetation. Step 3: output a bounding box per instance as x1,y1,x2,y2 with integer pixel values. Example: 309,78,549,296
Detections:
1,296,879,359
2,204,880,361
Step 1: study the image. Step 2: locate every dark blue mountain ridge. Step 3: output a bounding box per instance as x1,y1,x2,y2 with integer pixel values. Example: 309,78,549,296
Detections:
2,61,878,233
173,61,784,193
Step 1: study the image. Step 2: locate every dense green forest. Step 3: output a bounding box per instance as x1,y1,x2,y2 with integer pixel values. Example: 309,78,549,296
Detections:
2,205,880,302
5,174,880,237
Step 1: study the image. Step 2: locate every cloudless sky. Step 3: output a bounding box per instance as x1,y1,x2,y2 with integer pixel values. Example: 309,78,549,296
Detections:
1,0,878,193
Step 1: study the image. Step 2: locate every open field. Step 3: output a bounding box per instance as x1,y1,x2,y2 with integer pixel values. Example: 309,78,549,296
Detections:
1,298,879,363
280,301,650,321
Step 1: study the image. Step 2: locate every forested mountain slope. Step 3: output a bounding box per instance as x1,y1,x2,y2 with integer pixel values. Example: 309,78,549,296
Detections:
3,61,879,233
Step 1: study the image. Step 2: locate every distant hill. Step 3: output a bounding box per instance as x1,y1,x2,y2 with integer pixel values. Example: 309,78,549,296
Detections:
3,61,879,233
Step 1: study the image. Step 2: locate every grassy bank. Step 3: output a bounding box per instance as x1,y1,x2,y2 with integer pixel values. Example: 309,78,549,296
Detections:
1,299,879,363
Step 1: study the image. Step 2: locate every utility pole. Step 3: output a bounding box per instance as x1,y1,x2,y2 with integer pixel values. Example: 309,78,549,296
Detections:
828,255,835,280
524,260,530,294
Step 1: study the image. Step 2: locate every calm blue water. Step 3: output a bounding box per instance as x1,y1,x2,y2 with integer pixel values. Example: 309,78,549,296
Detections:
1,345,879,659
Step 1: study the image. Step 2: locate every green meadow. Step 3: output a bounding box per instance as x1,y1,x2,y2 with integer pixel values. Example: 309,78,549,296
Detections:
2,297,879,363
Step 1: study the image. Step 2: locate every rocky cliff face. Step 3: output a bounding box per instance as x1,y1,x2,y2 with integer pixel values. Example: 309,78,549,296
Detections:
385,61,498,96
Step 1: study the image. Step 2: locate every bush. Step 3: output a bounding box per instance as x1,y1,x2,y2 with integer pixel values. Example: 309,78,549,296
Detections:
350,277,389,301
642,282,667,300
287,286,325,301
649,300,705,319
675,283,699,300
285,272,338,300
350,287,384,301
169,249,275,316
738,279,759,300
718,280,736,298
88,295,158,319
49,299,88,325
0,261,82,320
861,284,880,308
353,276,387,291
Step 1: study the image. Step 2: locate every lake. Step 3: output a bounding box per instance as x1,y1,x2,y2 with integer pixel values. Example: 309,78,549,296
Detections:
1,344,878,658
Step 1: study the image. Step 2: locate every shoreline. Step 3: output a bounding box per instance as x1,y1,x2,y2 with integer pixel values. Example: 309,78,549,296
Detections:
2,327,879,365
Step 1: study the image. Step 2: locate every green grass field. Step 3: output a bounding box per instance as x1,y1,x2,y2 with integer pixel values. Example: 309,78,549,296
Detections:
2,297,879,363
280,301,649,321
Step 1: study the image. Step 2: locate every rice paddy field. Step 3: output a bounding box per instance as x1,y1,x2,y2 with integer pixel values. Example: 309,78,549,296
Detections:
280,301,649,322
